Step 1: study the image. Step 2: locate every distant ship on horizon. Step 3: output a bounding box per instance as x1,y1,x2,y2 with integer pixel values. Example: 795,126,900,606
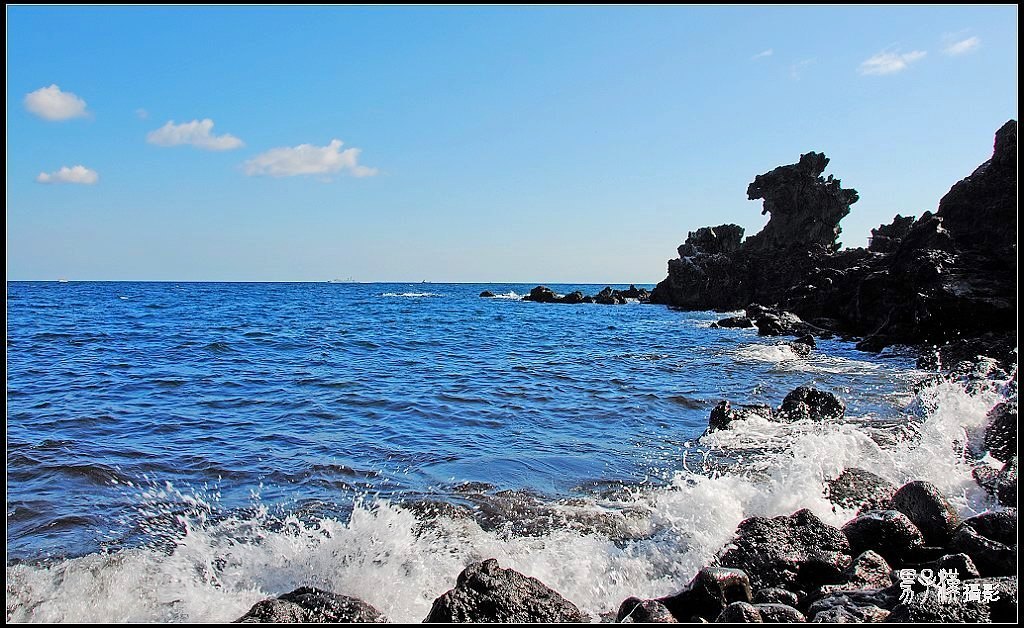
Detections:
328,277,359,284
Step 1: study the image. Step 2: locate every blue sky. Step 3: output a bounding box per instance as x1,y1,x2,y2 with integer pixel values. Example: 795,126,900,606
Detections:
6,5,1018,282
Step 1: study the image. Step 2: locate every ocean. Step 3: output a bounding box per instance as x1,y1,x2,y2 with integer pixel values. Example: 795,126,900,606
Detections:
5,281,1009,622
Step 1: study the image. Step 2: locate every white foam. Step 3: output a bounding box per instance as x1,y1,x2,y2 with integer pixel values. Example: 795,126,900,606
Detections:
379,292,443,298
6,373,1013,623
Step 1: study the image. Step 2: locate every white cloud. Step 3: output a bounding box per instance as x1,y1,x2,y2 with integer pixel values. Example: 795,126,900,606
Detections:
751,49,773,60
24,84,89,120
36,165,99,185
243,139,378,178
790,58,816,80
944,36,980,56
858,50,927,75
146,119,244,150
136,108,149,119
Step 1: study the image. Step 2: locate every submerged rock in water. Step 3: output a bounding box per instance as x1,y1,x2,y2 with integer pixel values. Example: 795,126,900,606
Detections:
707,401,773,432
777,386,845,422
657,566,753,622
825,468,896,513
788,334,816,356
716,508,852,593
891,481,960,545
716,315,753,328
234,587,387,623
424,558,586,623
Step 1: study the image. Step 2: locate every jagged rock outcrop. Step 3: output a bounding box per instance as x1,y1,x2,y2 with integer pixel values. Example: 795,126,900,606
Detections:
651,152,859,311
651,121,1017,355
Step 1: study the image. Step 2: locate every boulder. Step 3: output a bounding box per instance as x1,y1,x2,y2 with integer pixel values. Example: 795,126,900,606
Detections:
707,401,773,432
716,315,753,328
825,468,896,513
716,509,852,592
752,588,800,607
949,511,1017,577
423,559,586,623
235,587,387,623
560,290,586,304
985,401,1018,462
523,286,558,303
842,551,894,589
891,481,960,545
616,598,677,623
479,290,496,298
777,387,845,422
841,510,925,565
806,589,895,623
714,601,762,623
753,603,805,622
658,566,753,622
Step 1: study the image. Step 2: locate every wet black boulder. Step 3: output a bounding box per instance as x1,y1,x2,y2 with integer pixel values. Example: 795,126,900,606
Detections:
777,386,845,422
716,508,852,593
235,587,387,623
891,481,960,545
424,558,586,623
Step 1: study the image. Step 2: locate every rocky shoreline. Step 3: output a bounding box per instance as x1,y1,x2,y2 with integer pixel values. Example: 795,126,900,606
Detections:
231,365,1017,623
234,124,1017,623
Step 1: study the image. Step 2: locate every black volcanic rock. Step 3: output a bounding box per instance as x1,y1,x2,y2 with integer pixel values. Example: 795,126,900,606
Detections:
651,121,1018,352
424,559,586,623
743,152,858,253
868,214,916,253
678,224,744,257
777,386,845,422
615,597,676,623
716,508,852,593
707,401,773,432
657,566,753,622
479,290,496,297
235,587,387,623
825,468,896,513
949,510,1018,577
985,401,1018,462
891,481,960,545
754,603,805,623
841,510,924,564
524,285,558,303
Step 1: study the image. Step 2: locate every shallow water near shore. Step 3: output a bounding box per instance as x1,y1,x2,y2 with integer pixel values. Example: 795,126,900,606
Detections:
6,282,1012,622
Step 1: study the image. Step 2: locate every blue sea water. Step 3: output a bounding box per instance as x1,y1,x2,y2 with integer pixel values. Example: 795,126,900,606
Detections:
5,281,1009,622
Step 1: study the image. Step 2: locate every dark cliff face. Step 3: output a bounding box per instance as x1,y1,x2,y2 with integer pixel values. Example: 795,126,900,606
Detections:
651,120,1018,349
